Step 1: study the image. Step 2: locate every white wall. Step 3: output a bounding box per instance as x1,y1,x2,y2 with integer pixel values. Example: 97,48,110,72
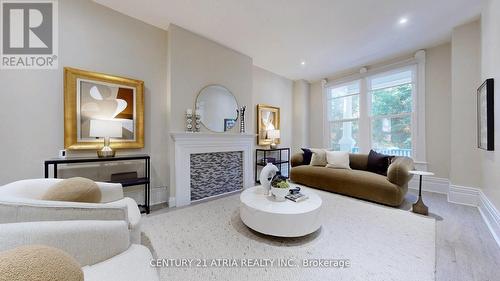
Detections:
252,66,293,150
0,0,169,203
309,81,325,148
292,80,310,153
425,43,452,178
450,20,482,188
168,24,253,133
480,0,500,209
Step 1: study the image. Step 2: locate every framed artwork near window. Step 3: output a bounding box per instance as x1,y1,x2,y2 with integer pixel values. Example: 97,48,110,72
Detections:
477,78,494,151
64,67,144,150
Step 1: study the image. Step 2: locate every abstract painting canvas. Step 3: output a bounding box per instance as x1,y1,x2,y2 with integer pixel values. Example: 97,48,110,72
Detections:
64,67,144,150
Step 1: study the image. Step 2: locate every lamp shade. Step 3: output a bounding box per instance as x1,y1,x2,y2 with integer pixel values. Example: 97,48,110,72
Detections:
89,119,122,138
267,129,280,139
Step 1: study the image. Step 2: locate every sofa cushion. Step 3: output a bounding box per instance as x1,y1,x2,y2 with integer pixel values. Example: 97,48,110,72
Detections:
301,148,313,165
326,151,351,169
0,245,83,281
310,149,327,166
367,150,393,176
42,177,101,203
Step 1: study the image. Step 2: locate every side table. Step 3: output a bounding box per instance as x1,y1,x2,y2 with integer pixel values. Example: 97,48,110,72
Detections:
44,154,151,214
409,170,434,216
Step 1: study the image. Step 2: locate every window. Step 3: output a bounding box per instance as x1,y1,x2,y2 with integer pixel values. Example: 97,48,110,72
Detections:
326,81,360,152
368,69,413,156
325,66,417,157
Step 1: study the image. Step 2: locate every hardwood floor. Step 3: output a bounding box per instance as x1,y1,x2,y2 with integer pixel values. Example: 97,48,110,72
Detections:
401,190,500,281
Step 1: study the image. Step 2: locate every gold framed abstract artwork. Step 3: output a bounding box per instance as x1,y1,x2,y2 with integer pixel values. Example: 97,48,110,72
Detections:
64,67,144,150
257,104,280,146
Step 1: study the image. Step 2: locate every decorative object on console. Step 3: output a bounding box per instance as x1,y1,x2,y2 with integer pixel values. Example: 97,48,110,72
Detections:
267,129,280,149
58,149,67,159
238,105,246,133
64,67,144,150
185,109,193,132
89,119,122,157
409,170,434,216
195,84,238,133
477,78,494,151
259,163,279,195
257,104,280,146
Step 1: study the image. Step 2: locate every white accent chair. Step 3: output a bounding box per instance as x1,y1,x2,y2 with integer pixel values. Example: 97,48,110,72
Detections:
0,220,159,281
0,179,142,244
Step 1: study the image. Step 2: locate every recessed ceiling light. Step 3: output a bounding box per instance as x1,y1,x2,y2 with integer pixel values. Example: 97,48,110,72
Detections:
301,61,306,66
399,17,408,25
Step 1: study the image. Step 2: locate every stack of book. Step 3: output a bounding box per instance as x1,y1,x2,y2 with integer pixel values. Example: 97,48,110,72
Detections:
285,192,308,202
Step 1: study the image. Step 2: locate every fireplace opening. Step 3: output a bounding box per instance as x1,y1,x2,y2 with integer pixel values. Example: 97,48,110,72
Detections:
190,151,243,201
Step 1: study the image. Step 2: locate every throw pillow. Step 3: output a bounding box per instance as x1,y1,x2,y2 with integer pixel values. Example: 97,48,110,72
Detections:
301,148,313,165
367,150,394,176
0,245,83,281
42,177,102,203
326,151,351,169
309,148,328,166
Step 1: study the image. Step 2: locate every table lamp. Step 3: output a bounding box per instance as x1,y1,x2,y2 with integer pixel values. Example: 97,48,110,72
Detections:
89,119,122,158
267,129,280,149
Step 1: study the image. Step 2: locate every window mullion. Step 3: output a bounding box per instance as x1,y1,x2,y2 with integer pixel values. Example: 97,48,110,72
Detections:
358,78,370,153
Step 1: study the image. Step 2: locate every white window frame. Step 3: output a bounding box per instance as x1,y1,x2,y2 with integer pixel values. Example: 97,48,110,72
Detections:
325,80,361,151
322,50,427,166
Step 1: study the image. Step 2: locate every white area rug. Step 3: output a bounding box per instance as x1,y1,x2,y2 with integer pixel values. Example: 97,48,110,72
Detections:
142,188,435,281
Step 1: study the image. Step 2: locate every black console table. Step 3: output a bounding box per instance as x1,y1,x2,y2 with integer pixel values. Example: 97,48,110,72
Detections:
44,154,151,214
255,148,290,183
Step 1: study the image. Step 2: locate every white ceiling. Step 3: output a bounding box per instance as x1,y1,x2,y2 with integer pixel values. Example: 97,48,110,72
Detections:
94,0,482,81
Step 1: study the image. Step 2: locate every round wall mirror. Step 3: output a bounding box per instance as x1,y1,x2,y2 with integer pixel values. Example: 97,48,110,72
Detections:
196,85,238,132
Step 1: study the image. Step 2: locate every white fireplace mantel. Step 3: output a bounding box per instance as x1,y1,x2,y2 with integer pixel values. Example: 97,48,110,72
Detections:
170,132,255,207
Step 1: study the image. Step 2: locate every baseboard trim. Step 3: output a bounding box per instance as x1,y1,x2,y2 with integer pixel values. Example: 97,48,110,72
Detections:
168,196,176,208
448,184,480,206
478,192,500,247
408,176,449,194
124,186,168,206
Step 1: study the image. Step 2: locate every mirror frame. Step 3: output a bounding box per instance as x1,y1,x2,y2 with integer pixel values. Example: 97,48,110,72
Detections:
195,84,239,133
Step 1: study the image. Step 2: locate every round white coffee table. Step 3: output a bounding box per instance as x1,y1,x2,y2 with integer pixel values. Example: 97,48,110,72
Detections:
239,185,322,237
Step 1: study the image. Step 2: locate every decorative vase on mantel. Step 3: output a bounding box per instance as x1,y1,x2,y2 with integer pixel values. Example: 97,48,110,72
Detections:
237,106,246,133
185,109,193,132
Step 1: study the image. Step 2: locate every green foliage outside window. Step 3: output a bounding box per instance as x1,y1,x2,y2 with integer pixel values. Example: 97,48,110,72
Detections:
371,83,412,150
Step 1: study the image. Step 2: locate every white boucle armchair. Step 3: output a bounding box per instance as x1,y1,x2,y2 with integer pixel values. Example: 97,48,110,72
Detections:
0,179,142,244
0,220,159,281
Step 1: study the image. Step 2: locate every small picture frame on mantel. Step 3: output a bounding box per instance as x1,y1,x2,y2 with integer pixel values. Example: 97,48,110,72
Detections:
477,78,494,151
